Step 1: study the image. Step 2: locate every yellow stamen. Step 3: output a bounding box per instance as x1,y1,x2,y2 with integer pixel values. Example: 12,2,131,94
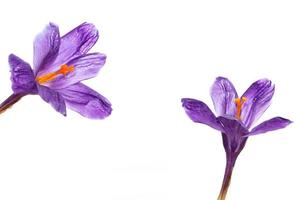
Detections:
36,64,74,84
234,97,247,120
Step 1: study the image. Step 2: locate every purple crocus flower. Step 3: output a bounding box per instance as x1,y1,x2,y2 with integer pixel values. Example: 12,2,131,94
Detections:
0,22,112,119
182,77,292,200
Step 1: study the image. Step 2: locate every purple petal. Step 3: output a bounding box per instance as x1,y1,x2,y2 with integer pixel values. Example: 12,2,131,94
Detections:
247,117,292,136
217,116,249,136
42,53,106,89
37,85,66,116
9,54,37,94
217,116,249,153
33,23,60,75
57,83,112,119
240,79,275,128
210,77,238,117
181,98,224,132
44,22,99,74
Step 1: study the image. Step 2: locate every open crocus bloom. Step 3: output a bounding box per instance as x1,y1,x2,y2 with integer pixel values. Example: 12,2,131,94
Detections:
182,77,292,200
0,22,112,119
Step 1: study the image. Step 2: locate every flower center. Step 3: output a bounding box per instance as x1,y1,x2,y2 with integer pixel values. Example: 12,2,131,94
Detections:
36,64,74,84
234,97,247,120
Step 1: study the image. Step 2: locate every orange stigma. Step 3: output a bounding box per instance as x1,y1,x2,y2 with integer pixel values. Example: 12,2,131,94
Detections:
234,97,247,120
36,64,74,84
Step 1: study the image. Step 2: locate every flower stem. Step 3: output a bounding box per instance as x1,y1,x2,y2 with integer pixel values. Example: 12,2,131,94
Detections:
217,158,236,200
0,93,25,114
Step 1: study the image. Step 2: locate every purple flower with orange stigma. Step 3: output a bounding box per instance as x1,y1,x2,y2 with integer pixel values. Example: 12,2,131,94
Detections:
0,22,112,119
181,77,292,200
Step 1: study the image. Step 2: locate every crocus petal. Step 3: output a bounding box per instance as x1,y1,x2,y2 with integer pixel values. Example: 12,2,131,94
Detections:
240,79,275,128
57,83,112,119
37,85,66,116
217,116,249,136
33,23,60,74
217,116,249,153
210,77,238,116
247,117,292,136
43,53,106,89
47,22,99,73
181,98,224,132
9,54,37,94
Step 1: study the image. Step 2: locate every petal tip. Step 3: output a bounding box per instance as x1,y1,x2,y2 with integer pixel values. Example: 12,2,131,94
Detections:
255,78,274,88
48,22,58,28
8,54,22,64
79,22,98,35
97,52,107,63
181,98,188,104
88,104,112,120
278,117,293,126
181,98,197,107
8,53,16,60
215,76,229,81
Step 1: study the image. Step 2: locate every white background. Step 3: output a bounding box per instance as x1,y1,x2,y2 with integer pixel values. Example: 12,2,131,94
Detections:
0,0,299,199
